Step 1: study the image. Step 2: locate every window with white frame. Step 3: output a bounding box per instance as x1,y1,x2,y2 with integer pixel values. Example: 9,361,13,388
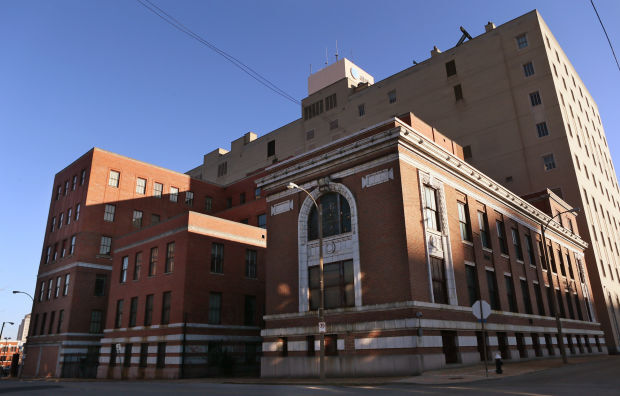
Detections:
75,203,80,221
136,178,146,194
516,33,528,49
100,236,112,255
153,182,163,198
120,256,128,283
170,187,179,202
423,186,441,231
63,274,70,296
108,170,120,187
185,191,194,206
104,204,116,222
246,249,257,279
132,210,143,228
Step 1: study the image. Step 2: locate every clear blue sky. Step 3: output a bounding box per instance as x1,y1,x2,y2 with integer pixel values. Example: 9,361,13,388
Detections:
1,1,618,340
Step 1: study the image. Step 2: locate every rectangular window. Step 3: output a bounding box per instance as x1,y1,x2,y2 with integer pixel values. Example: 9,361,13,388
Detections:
64,180,69,195
239,192,246,205
566,254,574,279
99,236,112,255
423,186,440,231
124,343,132,368
94,274,106,296
529,91,542,106
109,344,117,367
144,294,154,326
226,197,232,208
211,243,224,273
50,217,55,232
45,246,51,264
151,213,160,225
445,60,456,76
217,162,227,177
310,260,355,309
430,257,448,304
267,140,276,157
303,99,323,120
454,84,463,101
329,119,339,130
161,292,171,325
478,211,491,249
153,182,163,198
109,170,120,187
388,90,396,104
457,202,472,241
549,245,558,273
57,310,64,333
67,208,72,225
525,234,534,265
512,228,524,261
80,169,86,185
358,103,365,117
258,213,266,229
47,279,53,300
149,247,158,276
520,280,533,314
496,220,508,255
536,122,549,137
139,343,148,367
566,291,575,319
58,213,63,229
156,342,166,368
134,252,142,281
516,33,528,49
169,187,179,202
165,242,175,273
40,313,47,335
246,249,257,279
534,283,545,315
132,210,143,228
55,276,61,298
53,243,58,261
556,290,566,318
543,154,556,171
104,204,116,222
574,294,583,321
465,265,479,306
114,300,124,328
75,203,80,221
136,178,146,194
244,295,256,326
185,191,194,206
486,271,500,310
56,185,61,200
48,311,55,334
127,297,138,328
523,61,535,76
120,256,128,283
325,93,337,111
205,196,213,211
63,274,70,296
558,250,567,276
61,239,66,258
208,292,222,324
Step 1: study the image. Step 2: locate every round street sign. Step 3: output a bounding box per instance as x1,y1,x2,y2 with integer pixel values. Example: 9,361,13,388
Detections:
472,300,491,320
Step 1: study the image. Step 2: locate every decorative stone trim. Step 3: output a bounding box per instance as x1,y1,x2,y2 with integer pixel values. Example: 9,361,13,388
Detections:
361,168,394,189
271,200,294,216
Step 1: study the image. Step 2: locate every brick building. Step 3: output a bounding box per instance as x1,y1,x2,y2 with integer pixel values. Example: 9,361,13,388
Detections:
0,340,22,371
258,115,604,377
24,148,267,378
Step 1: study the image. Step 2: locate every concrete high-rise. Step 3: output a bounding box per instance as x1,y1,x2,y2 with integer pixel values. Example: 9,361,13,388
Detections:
189,10,620,353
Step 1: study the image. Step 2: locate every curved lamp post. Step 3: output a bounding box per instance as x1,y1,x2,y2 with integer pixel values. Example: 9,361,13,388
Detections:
12,290,34,377
0,322,14,342
540,207,580,364
287,182,325,381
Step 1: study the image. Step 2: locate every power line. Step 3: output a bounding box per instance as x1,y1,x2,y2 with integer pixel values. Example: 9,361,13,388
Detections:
136,0,301,105
590,0,620,72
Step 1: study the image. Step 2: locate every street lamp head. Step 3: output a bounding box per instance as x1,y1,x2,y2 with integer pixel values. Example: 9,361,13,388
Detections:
570,207,581,214
287,182,299,190
12,291,19,294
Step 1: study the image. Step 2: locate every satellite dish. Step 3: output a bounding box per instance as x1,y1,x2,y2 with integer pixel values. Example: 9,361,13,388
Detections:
350,67,360,80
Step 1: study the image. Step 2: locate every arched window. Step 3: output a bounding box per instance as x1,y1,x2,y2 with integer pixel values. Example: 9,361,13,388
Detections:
308,192,351,240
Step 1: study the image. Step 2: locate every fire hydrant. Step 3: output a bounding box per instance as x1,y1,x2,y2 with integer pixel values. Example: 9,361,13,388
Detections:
495,352,503,374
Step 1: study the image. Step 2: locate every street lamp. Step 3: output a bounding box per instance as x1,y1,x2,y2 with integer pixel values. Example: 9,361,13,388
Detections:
12,291,34,302
0,322,14,342
540,207,580,365
12,290,34,378
287,182,326,381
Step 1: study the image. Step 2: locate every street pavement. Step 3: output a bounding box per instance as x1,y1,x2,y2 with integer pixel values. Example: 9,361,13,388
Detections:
1,355,619,395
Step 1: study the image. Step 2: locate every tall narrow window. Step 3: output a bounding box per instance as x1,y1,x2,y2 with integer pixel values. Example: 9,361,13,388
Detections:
55,276,61,298
523,61,535,77
139,343,148,367
80,169,86,185
465,265,479,306
153,182,163,198
543,154,556,171
267,140,276,157
244,295,256,326
129,297,138,327
136,178,146,194
75,203,80,221
525,234,534,266
211,243,224,273
169,187,179,202
156,342,166,368
423,186,441,231
512,228,523,261
258,213,266,229
388,90,396,104
120,256,128,283
566,254,574,279
47,279,53,300
430,257,448,304
132,210,143,228
59,213,63,229
529,91,542,106
114,300,124,328
496,220,508,255
63,274,70,296
99,236,112,255
574,294,583,321
48,311,56,334
445,60,456,76
161,291,171,325
486,271,500,310
70,235,76,255
50,217,55,232
536,122,549,137
185,191,194,206
558,249,567,276
516,33,528,49
149,247,158,276
144,294,154,326
549,245,558,273
358,104,365,117
325,93,337,111
454,84,463,101
458,202,472,241
90,310,103,333
246,249,257,279
205,196,213,211
94,274,106,296
520,280,533,314
124,343,133,368
556,290,566,318
478,211,491,249
217,162,227,177
209,292,222,324
67,208,72,225
134,252,142,281
57,310,64,333
534,283,545,315
165,242,175,273
108,170,120,187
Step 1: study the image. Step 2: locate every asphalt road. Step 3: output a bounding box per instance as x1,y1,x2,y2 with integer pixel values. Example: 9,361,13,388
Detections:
1,356,619,395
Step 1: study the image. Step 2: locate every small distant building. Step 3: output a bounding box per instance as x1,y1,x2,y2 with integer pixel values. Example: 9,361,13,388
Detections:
17,314,31,343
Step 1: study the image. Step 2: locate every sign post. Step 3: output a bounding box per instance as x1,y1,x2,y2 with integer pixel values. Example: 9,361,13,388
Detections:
472,300,491,377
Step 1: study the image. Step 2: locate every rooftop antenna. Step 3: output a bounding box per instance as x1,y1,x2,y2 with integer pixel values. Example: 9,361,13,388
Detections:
335,40,339,62
456,26,473,46
325,48,328,67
